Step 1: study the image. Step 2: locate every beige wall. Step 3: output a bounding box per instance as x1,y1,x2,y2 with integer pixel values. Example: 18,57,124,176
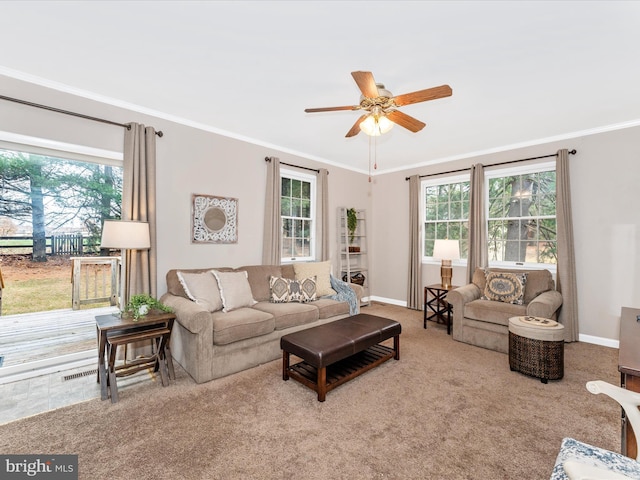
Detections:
0,74,371,298
371,127,640,344
1,73,638,344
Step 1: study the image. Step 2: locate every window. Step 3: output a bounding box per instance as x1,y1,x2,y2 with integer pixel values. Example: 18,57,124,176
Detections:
280,169,315,262
486,162,556,266
422,175,470,259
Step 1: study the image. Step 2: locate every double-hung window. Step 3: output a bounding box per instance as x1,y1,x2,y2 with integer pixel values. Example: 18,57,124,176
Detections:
280,169,315,262
422,174,470,260
486,161,556,267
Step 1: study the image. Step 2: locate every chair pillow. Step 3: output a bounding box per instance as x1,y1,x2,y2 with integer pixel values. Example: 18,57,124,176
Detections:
212,270,257,312
482,271,527,305
293,261,336,297
270,276,317,303
176,270,222,312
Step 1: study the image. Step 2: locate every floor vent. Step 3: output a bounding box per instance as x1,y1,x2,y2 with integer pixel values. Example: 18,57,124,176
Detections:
63,369,97,381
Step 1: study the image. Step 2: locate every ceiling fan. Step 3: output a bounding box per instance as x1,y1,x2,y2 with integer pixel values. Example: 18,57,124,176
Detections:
304,71,452,137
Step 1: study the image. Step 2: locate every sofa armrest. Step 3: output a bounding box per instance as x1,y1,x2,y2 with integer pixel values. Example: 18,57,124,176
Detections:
349,283,365,303
526,290,563,319
447,283,482,341
160,293,211,335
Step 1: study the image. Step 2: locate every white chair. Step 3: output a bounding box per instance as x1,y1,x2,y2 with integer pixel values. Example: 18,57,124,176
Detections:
550,380,640,479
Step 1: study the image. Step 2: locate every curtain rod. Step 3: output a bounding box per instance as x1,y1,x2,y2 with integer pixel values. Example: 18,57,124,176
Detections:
264,156,326,174
405,149,577,181
0,94,164,137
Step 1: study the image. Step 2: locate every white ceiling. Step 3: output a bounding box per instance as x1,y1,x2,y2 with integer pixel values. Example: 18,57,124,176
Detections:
1,1,640,174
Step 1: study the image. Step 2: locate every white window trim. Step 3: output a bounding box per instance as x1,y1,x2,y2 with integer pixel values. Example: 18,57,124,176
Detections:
484,160,557,271
280,168,316,263
421,173,470,265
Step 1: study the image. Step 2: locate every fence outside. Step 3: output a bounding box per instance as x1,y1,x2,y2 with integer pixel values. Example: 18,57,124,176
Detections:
70,256,120,310
0,234,99,256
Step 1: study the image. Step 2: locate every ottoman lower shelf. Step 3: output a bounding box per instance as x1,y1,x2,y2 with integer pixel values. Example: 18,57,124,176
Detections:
285,344,396,401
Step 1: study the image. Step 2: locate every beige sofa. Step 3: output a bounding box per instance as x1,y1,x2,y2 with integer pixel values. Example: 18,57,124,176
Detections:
160,263,363,384
447,267,563,353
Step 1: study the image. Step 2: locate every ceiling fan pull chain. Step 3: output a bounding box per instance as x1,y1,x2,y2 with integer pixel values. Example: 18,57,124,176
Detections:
374,134,378,171
368,135,373,183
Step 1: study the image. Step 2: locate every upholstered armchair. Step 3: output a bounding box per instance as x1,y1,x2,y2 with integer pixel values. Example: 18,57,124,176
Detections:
550,381,640,479
448,267,563,353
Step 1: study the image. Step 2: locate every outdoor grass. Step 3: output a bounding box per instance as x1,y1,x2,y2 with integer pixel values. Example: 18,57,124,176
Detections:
2,278,110,315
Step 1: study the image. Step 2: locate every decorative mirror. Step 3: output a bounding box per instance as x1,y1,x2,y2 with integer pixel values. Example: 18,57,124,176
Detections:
191,194,238,243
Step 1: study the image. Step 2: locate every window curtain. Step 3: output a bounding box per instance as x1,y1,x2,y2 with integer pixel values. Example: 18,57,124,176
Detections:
407,174,422,310
262,156,281,265
466,163,487,283
317,168,329,261
556,148,579,342
123,123,157,304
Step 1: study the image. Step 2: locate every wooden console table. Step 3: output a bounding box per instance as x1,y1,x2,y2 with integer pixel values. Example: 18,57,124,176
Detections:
618,306,640,458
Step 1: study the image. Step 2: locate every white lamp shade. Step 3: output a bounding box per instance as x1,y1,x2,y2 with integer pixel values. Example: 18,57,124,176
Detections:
101,220,150,250
360,114,394,136
432,239,460,260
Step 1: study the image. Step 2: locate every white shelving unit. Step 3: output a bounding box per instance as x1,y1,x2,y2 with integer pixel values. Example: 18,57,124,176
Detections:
337,207,369,305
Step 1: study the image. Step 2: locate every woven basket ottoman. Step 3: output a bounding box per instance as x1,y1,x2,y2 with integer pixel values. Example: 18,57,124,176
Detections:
508,316,564,383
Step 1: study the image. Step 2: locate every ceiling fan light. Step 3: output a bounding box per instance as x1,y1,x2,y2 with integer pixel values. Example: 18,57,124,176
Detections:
360,114,394,136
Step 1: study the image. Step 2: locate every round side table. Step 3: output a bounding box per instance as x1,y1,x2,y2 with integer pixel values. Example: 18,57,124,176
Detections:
508,316,565,383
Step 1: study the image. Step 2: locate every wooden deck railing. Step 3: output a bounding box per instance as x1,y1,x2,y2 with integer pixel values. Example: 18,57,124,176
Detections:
70,257,120,310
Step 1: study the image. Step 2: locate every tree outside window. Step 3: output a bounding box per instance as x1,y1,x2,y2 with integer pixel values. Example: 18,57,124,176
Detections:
280,170,315,262
423,178,470,259
487,166,556,265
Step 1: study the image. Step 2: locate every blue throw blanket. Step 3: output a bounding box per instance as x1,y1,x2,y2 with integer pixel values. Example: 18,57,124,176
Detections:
328,275,360,315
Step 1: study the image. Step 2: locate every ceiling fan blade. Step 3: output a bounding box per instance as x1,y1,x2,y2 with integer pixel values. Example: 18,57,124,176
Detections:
351,71,379,98
346,114,368,137
305,105,359,113
393,85,453,106
386,110,426,133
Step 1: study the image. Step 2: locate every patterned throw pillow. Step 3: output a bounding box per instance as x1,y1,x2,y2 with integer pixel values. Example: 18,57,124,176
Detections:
270,276,317,303
482,271,527,305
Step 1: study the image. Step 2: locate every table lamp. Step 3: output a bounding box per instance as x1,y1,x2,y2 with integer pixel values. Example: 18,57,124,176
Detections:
432,239,460,288
100,220,150,307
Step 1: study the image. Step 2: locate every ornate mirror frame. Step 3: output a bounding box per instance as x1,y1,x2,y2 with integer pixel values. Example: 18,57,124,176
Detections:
191,194,238,244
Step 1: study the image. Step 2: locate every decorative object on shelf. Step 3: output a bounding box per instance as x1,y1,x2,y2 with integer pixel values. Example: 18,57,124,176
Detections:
124,293,173,320
191,194,238,244
432,239,460,288
347,208,358,244
342,272,365,286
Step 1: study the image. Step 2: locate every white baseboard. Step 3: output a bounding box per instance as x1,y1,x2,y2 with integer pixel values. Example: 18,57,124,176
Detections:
369,296,407,307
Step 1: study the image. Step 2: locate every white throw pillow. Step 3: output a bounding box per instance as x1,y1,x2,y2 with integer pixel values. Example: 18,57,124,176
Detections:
176,270,223,312
212,270,257,312
293,261,336,297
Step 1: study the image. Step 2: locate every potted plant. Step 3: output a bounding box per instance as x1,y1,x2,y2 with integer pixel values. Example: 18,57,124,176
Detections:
124,293,173,320
346,208,360,252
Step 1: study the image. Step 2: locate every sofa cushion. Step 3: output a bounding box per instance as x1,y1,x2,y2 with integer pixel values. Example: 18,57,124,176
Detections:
269,276,317,303
211,307,275,345
482,271,527,305
212,270,257,312
176,270,223,312
464,299,527,326
252,301,319,330
237,265,283,302
293,261,336,297
309,298,350,319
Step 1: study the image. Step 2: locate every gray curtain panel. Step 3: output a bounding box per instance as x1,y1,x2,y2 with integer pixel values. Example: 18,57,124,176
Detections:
123,123,157,303
407,174,422,310
556,148,579,342
262,156,281,265
317,168,329,261
466,163,487,283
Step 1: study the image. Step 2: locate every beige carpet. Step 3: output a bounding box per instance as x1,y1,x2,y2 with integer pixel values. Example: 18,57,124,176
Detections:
0,303,621,479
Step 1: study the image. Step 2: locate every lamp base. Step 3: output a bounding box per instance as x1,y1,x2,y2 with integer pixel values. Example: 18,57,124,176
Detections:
440,260,453,289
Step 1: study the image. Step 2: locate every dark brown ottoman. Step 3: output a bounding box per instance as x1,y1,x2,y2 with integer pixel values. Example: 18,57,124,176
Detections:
280,313,401,401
